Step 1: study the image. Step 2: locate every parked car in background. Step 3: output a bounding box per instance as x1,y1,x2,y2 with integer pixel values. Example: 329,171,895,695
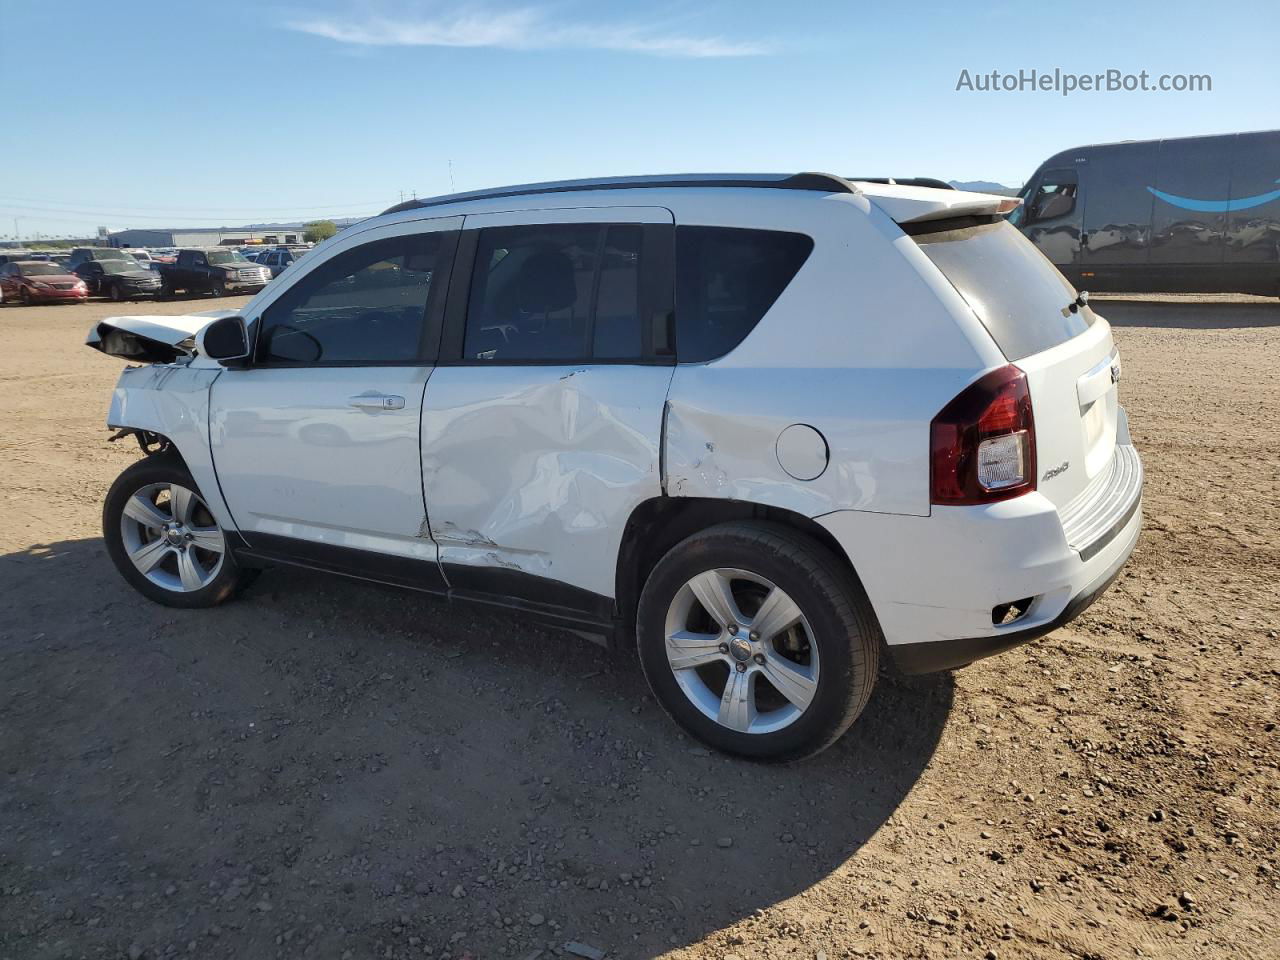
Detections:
73,254,163,301
124,249,156,267
155,248,271,297
86,172,1142,761
257,245,309,277
0,260,88,304
0,250,35,267
68,247,133,270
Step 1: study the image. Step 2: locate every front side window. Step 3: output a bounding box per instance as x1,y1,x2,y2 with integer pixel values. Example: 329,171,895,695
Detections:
257,232,447,365
674,226,814,363
1026,172,1078,223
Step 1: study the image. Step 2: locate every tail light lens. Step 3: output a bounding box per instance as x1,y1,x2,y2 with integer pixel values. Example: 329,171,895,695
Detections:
931,365,1036,505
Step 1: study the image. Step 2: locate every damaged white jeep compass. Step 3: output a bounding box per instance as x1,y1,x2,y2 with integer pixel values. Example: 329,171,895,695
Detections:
89,173,1142,761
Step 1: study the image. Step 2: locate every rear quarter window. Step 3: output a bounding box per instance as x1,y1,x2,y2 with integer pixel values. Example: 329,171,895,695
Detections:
675,226,813,363
914,219,1094,360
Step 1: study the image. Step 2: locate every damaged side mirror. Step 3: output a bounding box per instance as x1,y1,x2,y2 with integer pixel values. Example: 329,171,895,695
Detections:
198,315,251,364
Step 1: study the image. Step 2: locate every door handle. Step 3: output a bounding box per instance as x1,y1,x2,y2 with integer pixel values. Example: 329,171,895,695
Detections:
348,393,405,411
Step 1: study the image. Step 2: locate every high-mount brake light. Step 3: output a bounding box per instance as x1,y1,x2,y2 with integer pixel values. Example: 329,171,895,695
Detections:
930,365,1036,506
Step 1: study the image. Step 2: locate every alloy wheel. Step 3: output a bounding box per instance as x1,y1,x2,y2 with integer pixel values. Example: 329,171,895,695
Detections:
663,568,819,735
119,482,225,592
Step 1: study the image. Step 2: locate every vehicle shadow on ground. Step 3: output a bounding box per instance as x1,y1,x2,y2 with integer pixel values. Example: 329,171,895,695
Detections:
0,538,952,958
1099,298,1280,329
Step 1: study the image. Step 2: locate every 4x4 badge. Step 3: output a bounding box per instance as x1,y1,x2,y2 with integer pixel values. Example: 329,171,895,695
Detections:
1042,461,1070,482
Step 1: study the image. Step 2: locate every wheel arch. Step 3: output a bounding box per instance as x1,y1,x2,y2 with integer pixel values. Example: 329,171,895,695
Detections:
615,497,859,632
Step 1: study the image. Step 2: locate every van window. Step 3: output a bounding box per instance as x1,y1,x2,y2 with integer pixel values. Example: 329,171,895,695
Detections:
915,219,1094,360
258,232,447,365
1026,170,1078,223
675,226,813,363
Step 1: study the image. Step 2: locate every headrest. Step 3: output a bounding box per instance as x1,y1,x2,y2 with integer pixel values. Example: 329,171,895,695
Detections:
516,248,578,314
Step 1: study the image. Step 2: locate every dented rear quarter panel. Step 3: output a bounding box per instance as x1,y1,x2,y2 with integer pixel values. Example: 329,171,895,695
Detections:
107,364,236,529
663,189,1006,519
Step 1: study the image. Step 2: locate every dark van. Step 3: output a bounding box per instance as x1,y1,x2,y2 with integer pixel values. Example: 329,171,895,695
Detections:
1010,130,1280,295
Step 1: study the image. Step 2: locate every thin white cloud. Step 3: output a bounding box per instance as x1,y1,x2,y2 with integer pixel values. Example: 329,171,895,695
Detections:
286,6,768,58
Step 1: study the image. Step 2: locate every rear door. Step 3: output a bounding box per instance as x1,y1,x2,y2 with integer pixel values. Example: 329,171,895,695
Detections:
421,206,675,611
915,219,1120,510
209,215,461,582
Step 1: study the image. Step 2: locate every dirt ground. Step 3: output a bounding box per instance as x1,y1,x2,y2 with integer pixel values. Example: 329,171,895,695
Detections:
1,294,1277,960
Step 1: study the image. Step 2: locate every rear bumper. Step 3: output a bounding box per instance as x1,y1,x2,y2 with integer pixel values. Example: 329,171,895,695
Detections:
887,514,1137,673
817,440,1143,674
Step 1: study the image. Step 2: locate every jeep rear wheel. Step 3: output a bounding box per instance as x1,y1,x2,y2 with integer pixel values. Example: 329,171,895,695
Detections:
636,521,880,762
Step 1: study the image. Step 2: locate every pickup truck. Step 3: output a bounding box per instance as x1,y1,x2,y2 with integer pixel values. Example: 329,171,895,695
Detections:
156,248,272,298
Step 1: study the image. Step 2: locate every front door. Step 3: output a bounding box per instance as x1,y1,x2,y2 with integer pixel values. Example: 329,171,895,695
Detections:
1018,167,1083,286
421,207,676,614
209,216,461,586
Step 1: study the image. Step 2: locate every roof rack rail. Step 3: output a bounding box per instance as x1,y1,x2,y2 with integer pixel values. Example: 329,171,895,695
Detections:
380,172,857,215
846,177,955,190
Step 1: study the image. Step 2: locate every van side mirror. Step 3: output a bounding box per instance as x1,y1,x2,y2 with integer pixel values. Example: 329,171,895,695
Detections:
198,315,251,363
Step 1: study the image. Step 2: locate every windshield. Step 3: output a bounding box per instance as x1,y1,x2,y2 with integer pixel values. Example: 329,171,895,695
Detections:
914,219,1094,360
22,263,63,276
208,250,250,265
100,257,142,271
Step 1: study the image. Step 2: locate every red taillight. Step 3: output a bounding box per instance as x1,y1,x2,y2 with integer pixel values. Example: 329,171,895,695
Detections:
930,365,1036,506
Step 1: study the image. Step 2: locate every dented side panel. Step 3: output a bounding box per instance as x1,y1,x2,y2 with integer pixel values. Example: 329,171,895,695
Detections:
662,188,1003,520
106,364,237,529
664,366,981,518
421,365,673,599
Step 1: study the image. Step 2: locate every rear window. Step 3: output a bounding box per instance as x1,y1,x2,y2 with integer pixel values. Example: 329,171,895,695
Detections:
675,226,813,363
914,219,1094,360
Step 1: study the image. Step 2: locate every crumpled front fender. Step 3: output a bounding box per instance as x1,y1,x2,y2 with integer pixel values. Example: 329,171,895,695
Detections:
107,364,237,530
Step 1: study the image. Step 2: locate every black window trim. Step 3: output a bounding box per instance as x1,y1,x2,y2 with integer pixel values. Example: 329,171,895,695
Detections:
436,222,676,368
248,228,460,369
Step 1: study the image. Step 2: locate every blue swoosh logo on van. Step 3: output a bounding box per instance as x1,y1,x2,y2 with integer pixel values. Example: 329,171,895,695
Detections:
1146,179,1280,213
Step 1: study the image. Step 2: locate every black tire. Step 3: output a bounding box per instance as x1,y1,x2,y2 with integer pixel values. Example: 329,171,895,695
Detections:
210,277,226,298
102,454,255,609
21,287,33,305
636,521,880,762
109,282,124,302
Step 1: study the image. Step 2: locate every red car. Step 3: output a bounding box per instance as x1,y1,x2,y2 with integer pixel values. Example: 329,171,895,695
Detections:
0,260,89,305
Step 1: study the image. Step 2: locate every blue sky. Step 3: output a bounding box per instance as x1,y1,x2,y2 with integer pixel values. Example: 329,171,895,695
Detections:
1,0,1276,239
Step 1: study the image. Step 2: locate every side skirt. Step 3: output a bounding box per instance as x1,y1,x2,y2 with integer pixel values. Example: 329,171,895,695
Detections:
229,532,619,645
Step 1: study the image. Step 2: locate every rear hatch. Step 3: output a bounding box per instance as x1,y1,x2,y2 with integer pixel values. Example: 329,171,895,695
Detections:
908,215,1119,510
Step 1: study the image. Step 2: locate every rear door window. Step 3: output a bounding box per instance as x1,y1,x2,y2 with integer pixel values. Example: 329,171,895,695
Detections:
914,219,1094,360
462,222,655,363
674,226,813,363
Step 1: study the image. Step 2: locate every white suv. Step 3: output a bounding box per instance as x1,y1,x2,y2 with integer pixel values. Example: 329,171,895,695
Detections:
88,173,1142,761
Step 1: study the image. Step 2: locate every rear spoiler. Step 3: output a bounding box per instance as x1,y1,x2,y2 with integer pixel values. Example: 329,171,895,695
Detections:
848,181,1022,225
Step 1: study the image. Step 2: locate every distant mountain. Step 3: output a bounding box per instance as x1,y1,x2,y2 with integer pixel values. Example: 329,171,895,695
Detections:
949,180,1020,196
